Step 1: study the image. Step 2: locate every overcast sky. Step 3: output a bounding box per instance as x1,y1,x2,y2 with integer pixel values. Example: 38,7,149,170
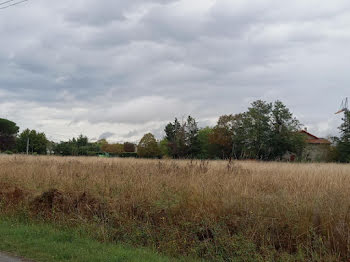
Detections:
1,0,349,142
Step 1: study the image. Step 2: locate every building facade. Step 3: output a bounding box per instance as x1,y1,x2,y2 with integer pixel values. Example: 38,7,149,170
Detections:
300,130,331,162
283,130,331,162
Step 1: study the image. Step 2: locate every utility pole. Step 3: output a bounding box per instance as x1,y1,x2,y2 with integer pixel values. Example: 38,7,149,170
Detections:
26,137,29,155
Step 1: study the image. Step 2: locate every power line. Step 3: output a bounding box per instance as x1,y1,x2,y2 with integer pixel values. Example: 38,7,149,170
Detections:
0,0,29,10
0,0,15,6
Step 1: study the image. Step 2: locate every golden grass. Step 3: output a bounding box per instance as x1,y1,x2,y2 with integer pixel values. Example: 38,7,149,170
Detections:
0,155,350,261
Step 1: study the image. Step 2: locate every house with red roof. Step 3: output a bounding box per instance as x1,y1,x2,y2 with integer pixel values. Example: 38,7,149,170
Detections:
299,129,331,161
284,129,331,162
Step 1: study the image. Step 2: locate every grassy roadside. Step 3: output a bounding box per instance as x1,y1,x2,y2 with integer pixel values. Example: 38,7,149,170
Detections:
0,218,189,262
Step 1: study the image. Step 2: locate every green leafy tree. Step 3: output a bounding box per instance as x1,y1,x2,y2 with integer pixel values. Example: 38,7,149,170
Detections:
53,135,101,156
270,101,304,159
165,118,184,158
244,100,273,159
101,142,124,155
76,135,88,147
0,118,19,151
197,127,214,159
16,129,48,155
184,116,200,158
209,114,238,159
230,113,248,159
53,142,73,156
159,138,170,158
124,142,136,153
336,111,350,162
137,133,161,158
209,100,305,160
241,100,304,160
164,116,200,158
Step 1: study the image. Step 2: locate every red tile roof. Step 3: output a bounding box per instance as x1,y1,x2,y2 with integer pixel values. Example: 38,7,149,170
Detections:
306,138,331,145
299,130,331,145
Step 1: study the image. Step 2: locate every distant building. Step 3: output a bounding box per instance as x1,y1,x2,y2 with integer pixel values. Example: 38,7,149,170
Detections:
300,130,331,162
283,129,331,162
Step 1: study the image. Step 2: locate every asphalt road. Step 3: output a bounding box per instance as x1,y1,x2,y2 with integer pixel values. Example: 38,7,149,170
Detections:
0,253,28,262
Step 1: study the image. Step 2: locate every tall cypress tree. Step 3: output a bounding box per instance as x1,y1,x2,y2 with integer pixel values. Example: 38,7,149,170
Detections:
336,111,350,162
184,116,200,158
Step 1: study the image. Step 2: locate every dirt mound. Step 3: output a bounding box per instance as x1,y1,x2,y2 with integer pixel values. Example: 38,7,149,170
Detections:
31,189,65,211
0,185,27,205
30,189,109,220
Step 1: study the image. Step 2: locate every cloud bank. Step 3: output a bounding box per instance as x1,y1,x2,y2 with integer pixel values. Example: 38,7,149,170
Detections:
1,0,350,141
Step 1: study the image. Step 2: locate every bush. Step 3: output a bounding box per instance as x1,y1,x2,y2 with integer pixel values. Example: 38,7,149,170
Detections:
4,150,13,155
118,152,138,158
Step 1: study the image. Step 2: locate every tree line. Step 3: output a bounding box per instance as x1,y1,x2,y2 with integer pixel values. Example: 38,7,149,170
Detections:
1,99,350,162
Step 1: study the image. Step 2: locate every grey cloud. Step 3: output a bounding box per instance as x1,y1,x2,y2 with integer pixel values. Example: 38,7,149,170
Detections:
124,130,140,139
75,96,196,125
0,0,349,141
98,132,115,140
65,0,180,26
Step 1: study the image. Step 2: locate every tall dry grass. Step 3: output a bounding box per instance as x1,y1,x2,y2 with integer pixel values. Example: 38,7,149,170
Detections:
0,155,349,261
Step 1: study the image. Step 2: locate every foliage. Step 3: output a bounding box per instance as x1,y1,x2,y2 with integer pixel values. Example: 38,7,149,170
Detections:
101,143,124,155
197,127,215,159
164,116,200,158
184,116,201,158
159,138,170,158
0,118,19,152
209,100,304,160
244,100,274,159
124,142,136,153
53,135,101,156
270,101,305,159
138,133,161,158
16,129,48,155
3,150,13,155
335,111,350,162
0,118,19,136
119,152,138,158
164,118,184,158
209,114,243,159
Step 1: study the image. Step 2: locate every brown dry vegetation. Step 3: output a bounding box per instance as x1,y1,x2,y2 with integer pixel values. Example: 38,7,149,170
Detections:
0,155,350,261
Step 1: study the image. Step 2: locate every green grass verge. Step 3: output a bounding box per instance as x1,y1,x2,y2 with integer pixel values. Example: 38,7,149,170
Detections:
0,218,189,262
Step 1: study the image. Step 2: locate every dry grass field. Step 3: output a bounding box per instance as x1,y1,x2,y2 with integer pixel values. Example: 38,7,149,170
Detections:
0,155,350,261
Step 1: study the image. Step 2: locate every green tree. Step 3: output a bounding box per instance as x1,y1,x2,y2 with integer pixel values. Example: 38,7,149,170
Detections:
244,100,272,159
16,129,48,155
209,114,237,159
184,116,200,158
53,141,73,156
97,139,108,147
76,135,88,147
124,142,136,153
137,133,160,158
197,127,214,159
242,100,305,160
165,118,184,158
270,101,304,159
101,142,124,155
230,113,248,159
336,111,350,162
209,100,305,160
159,138,170,158
164,116,200,158
53,135,101,156
0,118,19,152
